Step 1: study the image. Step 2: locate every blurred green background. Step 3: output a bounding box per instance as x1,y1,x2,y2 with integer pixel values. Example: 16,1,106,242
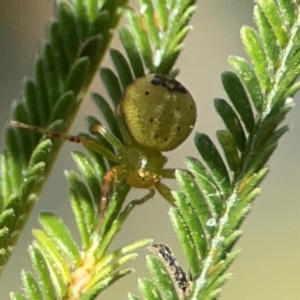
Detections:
1,1,300,299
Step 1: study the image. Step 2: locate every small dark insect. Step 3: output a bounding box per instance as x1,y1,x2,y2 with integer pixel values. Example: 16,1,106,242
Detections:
10,74,197,228
149,243,190,296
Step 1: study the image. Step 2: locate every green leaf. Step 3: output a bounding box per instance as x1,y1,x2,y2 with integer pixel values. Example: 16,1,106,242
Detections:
186,157,224,217
21,271,43,300
49,22,69,87
71,151,101,205
229,56,264,112
254,5,279,71
0,210,15,238
1,0,127,272
128,294,141,300
169,209,201,277
147,256,180,300
10,293,27,300
0,228,10,250
206,250,240,292
237,167,269,202
247,125,289,175
227,188,261,232
89,10,109,36
138,278,163,300
99,185,129,236
139,0,160,48
29,246,56,300
67,170,96,237
127,9,153,71
223,230,242,253
7,129,27,185
241,26,271,92
194,133,231,197
110,49,134,89
43,44,61,109
217,130,241,173
255,99,294,146
57,2,80,63
33,229,70,287
39,213,82,267
5,0,188,295
70,190,91,250
92,253,138,287
176,170,212,227
28,139,52,169
222,71,255,133
122,0,196,74
119,27,145,78
154,0,168,30
92,93,122,141
74,1,89,41
96,239,152,273
81,269,133,299
257,0,288,47
100,68,123,107
177,3,300,298
276,0,296,27
48,91,76,124
0,154,10,202
173,191,208,257
214,98,246,152
65,57,90,95
35,58,50,125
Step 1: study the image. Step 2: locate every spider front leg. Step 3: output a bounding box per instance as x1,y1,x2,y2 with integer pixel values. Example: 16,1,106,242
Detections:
156,168,192,206
155,181,176,206
99,171,156,231
10,121,125,229
9,121,119,163
90,123,129,230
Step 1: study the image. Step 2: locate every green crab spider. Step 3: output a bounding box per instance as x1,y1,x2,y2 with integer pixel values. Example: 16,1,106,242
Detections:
10,74,197,227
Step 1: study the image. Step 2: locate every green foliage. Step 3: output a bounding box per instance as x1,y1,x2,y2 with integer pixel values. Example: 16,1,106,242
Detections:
3,0,300,299
3,0,197,299
0,0,127,272
134,0,300,299
120,0,196,75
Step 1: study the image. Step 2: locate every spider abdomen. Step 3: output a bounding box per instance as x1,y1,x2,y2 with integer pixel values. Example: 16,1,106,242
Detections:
121,74,197,152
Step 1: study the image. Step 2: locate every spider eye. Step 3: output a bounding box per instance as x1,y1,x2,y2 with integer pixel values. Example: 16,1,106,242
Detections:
121,74,197,151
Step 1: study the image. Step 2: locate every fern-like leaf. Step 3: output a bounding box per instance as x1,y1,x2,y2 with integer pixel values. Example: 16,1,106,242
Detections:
10,147,152,299
133,1,300,299
120,0,197,75
0,0,128,272
9,0,197,298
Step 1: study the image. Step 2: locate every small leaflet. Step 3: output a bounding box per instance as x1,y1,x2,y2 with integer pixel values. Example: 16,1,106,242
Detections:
149,243,190,296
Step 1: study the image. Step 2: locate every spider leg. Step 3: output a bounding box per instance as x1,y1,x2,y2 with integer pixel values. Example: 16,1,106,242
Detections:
90,123,125,152
161,168,176,179
10,121,118,163
162,168,194,179
155,181,176,206
98,167,118,228
158,168,194,206
132,187,155,205
98,178,155,232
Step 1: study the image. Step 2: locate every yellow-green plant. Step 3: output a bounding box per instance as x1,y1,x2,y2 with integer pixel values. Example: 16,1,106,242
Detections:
1,0,299,299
